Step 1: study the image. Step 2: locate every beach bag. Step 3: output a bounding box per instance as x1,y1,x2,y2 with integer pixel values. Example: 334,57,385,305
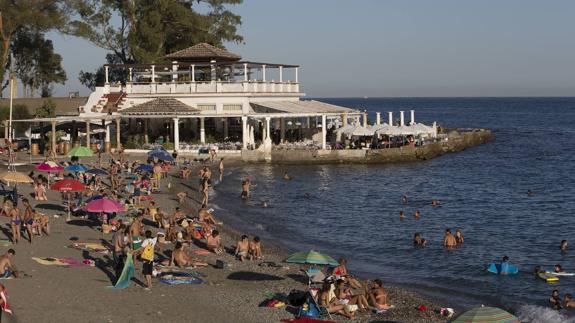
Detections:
288,290,307,307
141,243,154,261
215,260,229,269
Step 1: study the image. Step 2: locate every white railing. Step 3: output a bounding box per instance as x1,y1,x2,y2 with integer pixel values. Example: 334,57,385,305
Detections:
126,81,300,95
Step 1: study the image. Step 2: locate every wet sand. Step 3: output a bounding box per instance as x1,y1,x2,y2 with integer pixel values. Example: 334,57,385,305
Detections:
0,157,448,323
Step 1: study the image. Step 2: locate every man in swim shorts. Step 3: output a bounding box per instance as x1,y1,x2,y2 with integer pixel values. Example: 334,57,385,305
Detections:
443,229,457,248
130,214,144,250
0,250,18,279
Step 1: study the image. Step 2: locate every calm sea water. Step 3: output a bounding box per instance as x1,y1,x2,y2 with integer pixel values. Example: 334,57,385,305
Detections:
211,97,575,312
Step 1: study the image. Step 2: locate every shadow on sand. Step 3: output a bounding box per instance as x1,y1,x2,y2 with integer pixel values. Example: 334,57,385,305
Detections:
227,271,284,281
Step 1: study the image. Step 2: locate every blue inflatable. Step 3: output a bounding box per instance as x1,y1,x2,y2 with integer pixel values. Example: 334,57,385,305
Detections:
487,262,519,275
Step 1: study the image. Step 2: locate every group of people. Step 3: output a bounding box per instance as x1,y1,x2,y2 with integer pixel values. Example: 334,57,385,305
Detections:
2,197,50,244
234,234,262,261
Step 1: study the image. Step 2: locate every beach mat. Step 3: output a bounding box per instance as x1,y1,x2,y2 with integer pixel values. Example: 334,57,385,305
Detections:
159,272,204,285
32,257,85,267
67,242,109,253
281,318,335,323
0,239,12,247
108,253,134,289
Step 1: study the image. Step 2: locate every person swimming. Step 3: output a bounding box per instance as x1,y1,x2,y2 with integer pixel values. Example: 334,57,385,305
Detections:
533,265,542,276
414,210,421,219
527,190,535,196
283,172,291,180
550,289,562,310
554,264,565,273
399,211,405,220
401,195,408,205
261,200,268,208
431,199,441,206
560,240,568,252
413,233,427,247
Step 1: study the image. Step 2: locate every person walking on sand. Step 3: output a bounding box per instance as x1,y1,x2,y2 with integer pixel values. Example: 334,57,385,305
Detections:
219,158,224,181
201,178,209,205
22,199,34,244
443,229,457,248
136,230,156,290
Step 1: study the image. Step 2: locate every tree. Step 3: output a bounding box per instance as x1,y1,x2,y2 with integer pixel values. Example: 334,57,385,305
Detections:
11,28,67,97
0,104,32,132
74,0,243,65
0,0,79,95
36,98,56,118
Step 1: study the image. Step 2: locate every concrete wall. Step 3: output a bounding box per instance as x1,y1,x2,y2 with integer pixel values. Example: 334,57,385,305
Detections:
264,129,493,165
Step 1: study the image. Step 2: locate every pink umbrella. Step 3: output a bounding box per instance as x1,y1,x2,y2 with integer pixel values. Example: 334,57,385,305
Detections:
84,198,125,213
35,161,64,185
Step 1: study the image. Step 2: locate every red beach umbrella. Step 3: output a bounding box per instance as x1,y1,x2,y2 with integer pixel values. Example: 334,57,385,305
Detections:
51,179,86,221
36,161,64,185
50,179,86,192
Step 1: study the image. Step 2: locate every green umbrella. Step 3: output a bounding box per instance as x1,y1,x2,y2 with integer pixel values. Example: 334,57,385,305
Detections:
285,250,339,266
68,146,93,157
453,306,519,323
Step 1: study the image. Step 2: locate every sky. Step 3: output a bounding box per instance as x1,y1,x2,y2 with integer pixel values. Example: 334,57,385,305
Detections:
48,0,575,97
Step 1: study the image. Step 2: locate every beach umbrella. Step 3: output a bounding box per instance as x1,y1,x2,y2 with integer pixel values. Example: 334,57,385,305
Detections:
453,306,519,323
65,164,88,172
51,179,86,221
86,168,109,176
36,161,64,185
68,146,93,157
135,164,153,173
84,197,124,213
36,161,64,172
285,250,339,266
0,171,33,185
148,149,174,161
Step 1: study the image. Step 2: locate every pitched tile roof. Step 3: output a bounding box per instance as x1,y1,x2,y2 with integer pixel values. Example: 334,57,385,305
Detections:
120,98,200,116
165,43,241,62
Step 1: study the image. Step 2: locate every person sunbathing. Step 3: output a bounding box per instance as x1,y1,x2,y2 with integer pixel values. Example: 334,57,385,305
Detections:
335,279,372,312
176,191,187,204
198,205,220,226
235,235,249,261
249,236,262,260
332,258,363,289
564,293,575,309
367,279,393,311
319,280,354,318
170,242,208,268
206,229,223,254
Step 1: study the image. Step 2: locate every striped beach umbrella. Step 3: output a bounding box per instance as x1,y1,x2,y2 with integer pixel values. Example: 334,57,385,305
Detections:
0,171,33,184
453,306,519,323
285,250,339,266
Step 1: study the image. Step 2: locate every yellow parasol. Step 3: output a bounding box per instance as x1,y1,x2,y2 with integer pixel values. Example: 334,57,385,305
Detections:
0,171,33,184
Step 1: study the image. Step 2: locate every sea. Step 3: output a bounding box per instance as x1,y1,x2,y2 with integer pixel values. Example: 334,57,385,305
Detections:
210,97,575,316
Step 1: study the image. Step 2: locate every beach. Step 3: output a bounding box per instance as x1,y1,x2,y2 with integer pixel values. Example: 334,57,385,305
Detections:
0,158,449,323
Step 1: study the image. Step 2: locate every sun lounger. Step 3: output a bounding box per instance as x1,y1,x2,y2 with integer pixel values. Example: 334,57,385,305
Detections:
302,268,325,287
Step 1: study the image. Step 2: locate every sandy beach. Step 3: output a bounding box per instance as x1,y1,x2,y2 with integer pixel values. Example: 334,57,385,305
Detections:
0,157,449,323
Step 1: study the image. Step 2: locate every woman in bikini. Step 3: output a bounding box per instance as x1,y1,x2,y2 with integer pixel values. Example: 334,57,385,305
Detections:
10,207,21,244
335,279,372,312
332,258,363,289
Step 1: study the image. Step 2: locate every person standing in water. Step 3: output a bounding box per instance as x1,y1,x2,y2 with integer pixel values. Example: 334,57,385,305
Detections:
219,158,224,181
455,229,464,245
401,195,408,205
443,229,457,248
560,240,568,253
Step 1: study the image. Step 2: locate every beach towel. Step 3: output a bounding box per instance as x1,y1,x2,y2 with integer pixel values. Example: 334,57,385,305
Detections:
281,318,335,323
68,242,109,253
0,240,11,247
159,272,204,285
108,253,135,289
0,290,12,315
191,249,210,255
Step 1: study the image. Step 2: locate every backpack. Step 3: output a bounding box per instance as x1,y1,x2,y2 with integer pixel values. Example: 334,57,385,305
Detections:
141,242,154,261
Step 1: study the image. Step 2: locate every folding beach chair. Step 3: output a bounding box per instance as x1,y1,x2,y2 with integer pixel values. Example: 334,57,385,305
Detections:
302,267,325,287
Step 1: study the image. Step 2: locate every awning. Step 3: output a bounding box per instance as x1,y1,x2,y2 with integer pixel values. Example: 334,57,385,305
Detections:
120,98,200,116
250,100,357,115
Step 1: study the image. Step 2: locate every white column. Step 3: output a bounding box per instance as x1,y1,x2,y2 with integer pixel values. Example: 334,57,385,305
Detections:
280,118,285,142
262,65,266,82
265,117,271,140
342,113,348,126
321,115,327,150
229,65,234,81
173,118,180,150
200,117,205,144
104,66,109,84
223,118,229,139
241,116,248,149
243,63,248,81
172,61,178,82
410,110,415,125
295,67,299,83
105,124,111,142
388,112,393,126
376,112,381,125
279,66,283,82
400,111,405,126
363,113,368,127
85,120,91,147
191,65,195,82
128,67,133,82
210,60,216,81
151,65,156,83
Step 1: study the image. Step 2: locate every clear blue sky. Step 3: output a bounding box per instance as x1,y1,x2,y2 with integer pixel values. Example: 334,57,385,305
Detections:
49,0,575,97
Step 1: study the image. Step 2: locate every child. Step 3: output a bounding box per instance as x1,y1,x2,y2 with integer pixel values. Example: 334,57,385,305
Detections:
249,236,262,260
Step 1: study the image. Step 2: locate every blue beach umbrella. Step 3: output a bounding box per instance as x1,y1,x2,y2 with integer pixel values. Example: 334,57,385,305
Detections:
148,149,174,162
86,168,109,176
135,164,153,173
65,164,89,172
